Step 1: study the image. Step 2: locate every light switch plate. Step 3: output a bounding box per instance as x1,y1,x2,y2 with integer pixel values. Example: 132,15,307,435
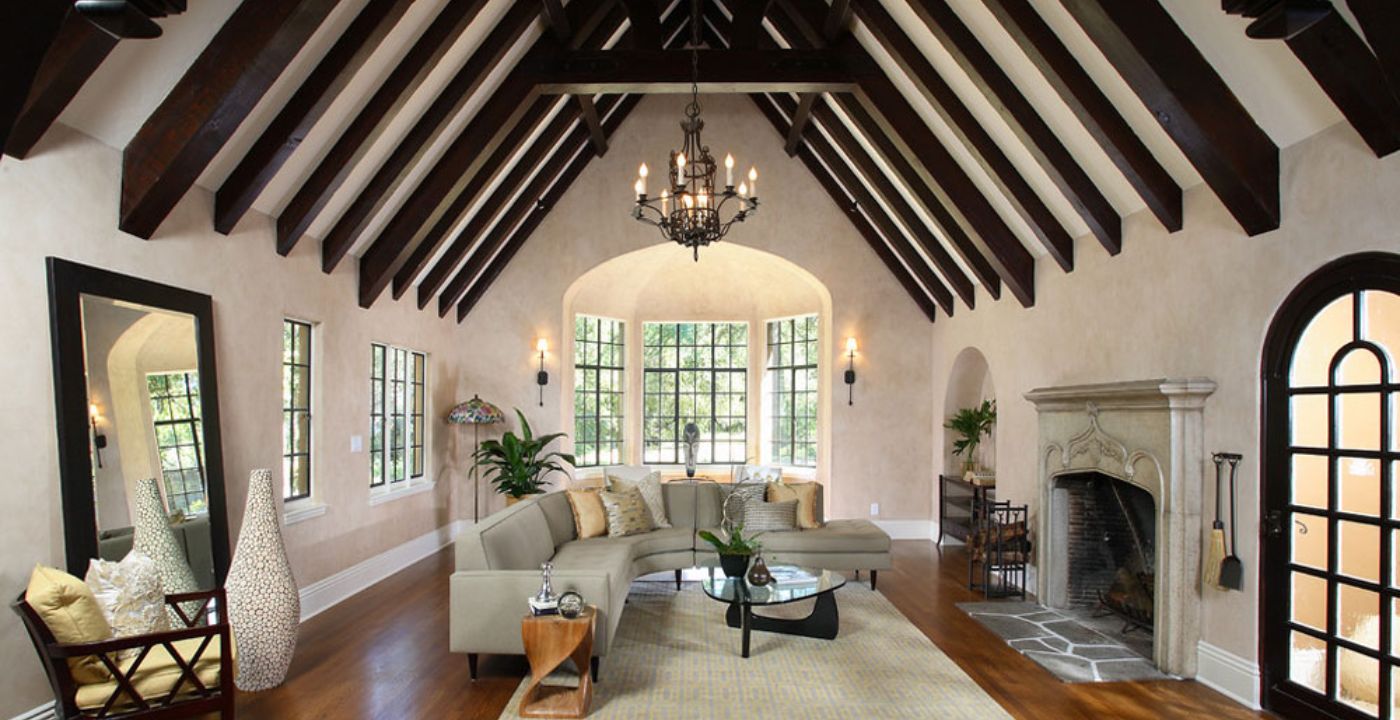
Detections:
870,502,880,516
350,435,363,453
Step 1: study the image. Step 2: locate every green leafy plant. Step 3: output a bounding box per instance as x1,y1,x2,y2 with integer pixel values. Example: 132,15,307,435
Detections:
697,525,764,556
473,409,575,498
944,399,997,462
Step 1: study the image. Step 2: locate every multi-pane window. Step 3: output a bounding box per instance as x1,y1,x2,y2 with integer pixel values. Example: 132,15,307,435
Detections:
766,315,818,467
642,322,748,464
371,343,427,488
574,315,625,467
147,371,207,515
282,320,312,501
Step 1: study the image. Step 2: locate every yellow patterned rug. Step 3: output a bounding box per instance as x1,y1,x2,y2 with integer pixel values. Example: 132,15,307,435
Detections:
500,582,1012,719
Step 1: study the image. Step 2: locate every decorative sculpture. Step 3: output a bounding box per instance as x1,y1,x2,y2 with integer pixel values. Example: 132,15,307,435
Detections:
131,478,198,627
529,561,559,615
683,422,701,478
225,469,300,691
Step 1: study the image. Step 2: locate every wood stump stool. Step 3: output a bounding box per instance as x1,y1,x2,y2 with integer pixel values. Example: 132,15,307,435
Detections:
520,607,595,718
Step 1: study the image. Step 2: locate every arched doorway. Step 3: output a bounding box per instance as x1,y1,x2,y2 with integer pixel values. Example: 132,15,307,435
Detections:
1262,253,1400,718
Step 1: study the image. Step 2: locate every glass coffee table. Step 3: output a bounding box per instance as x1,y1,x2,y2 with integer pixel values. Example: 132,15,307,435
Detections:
700,565,846,658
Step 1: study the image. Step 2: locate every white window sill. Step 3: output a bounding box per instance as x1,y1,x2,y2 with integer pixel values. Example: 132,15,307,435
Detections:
369,479,436,506
283,500,328,526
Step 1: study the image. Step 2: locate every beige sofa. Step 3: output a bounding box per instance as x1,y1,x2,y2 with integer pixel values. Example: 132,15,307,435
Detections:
449,479,891,679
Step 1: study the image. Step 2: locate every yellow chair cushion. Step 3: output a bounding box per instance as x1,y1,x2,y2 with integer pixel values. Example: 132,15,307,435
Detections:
767,482,823,529
26,564,113,684
566,488,609,539
74,637,224,711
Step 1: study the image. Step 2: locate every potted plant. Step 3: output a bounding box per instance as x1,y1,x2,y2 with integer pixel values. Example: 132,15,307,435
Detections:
474,409,574,505
697,525,764,578
944,399,997,472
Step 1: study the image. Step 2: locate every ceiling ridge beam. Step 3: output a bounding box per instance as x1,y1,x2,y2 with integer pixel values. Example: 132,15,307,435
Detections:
730,0,776,49
0,2,71,162
621,0,663,48
454,94,644,322
323,0,546,273
785,0,853,154
905,0,1120,257
273,0,494,256
982,0,1182,232
4,8,117,159
119,0,339,239
822,0,1071,273
751,92,939,323
1346,0,1400,93
214,0,415,235
1061,0,1279,236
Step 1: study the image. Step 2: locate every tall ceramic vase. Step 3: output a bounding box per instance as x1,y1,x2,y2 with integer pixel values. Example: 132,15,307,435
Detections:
131,478,199,626
225,469,300,691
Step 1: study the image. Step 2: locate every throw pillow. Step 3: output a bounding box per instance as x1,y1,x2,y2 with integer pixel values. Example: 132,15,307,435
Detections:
722,482,767,527
566,488,609,539
607,471,671,528
599,487,654,537
767,482,824,529
742,496,798,532
85,551,169,656
26,564,113,684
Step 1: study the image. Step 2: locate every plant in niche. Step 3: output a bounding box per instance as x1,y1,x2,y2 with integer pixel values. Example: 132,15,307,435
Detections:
945,399,997,469
474,409,575,498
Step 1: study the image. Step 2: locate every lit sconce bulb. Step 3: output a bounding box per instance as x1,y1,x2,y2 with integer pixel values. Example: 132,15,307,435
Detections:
724,153,734,186
89,403,100,420
748,167,758,197
536,338,549,354
845,337,858,354
638,163,648,196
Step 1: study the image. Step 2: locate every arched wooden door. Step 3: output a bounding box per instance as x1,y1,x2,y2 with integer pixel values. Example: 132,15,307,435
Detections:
1262,253,1400,719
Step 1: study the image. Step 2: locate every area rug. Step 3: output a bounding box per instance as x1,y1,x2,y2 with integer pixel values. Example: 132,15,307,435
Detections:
958,601,1168,683
499,582,1012,719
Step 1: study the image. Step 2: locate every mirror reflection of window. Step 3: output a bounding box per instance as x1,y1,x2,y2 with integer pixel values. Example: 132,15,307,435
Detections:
146,371,206,515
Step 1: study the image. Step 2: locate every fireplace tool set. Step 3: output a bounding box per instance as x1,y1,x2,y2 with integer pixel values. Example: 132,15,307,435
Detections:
1205,453,1245,591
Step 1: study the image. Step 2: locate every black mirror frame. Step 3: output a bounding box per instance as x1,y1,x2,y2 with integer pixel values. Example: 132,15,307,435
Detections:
46,257,230,586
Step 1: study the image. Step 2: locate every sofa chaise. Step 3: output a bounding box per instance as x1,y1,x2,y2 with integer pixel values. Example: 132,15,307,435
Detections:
449,477,891,679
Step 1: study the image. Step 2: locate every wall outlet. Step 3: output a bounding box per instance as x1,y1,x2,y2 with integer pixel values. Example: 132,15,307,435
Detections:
870,502,880,516
350,435,363,453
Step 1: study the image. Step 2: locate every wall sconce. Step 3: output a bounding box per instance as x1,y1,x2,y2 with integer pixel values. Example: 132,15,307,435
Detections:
844,337,858,406
89,402,108,468
536,338,549,407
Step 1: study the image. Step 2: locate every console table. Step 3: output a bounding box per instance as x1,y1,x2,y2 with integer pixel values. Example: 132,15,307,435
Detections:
938,474,995,546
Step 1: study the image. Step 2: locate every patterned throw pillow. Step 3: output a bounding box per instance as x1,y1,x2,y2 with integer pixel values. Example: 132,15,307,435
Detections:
608,471,671,528
743,496,798,532
767,482,824,529
85,551,170,656
722,482,768,527
599,487,654,537
566,488,609,539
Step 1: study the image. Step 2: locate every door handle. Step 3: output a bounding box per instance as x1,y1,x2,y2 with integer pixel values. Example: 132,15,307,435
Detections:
1264,509,1284,538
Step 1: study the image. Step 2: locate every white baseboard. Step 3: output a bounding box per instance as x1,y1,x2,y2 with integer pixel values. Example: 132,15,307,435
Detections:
298,519,469,622
873,519,937,540
1196,641,1261,710
8,703,56,720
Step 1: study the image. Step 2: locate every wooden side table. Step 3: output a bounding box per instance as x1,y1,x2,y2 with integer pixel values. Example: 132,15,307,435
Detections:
519,607,595,718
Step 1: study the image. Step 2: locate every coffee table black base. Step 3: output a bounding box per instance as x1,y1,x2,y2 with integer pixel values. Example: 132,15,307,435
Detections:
725,591,840,658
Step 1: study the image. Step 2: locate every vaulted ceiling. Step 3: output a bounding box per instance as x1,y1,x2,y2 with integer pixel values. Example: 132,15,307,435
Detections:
4,0,1396,323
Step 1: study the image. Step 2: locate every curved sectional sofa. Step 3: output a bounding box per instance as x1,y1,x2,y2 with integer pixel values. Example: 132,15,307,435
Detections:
449,477,892,678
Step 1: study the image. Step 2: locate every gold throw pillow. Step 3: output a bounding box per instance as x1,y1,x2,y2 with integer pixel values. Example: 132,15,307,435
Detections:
27,564,114,684
599,487,654,537
767,482,823,529
566,488,609,539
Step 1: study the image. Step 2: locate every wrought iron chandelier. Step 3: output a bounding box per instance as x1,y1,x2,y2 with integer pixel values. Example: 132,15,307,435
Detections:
631,0,759,260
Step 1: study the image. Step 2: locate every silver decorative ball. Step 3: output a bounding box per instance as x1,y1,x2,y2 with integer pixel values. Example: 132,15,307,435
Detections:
558,591,585,619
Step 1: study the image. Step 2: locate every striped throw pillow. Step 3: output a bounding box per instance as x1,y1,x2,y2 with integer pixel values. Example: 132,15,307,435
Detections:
600,487,654,537
742,496,798,532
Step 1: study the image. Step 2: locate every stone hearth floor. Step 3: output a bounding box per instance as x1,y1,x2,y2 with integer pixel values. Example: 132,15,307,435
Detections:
957,601,1169,683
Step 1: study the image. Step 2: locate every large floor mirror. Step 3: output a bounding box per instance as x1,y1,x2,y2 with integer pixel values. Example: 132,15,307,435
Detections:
47,258,230,588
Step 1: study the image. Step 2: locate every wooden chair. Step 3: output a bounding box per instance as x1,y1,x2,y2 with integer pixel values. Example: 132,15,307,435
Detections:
12,588,236,719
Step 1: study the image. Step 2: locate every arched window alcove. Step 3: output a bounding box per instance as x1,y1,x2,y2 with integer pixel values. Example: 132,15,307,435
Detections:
943,346,997,476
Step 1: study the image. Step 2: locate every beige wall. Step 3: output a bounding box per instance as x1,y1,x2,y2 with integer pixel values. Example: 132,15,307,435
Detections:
926,121,1400,665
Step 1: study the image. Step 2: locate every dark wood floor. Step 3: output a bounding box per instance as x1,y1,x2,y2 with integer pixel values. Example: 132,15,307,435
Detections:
221,540,1271,719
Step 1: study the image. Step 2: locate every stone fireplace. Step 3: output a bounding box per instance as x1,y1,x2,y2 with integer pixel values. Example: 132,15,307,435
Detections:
1025,379,1215,677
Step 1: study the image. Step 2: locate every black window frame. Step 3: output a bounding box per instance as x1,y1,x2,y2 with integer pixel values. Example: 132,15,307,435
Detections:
282,319,313,502
765,314,819,468
642,321,748,465
147,370,207,515
370,343,427,488
573,315,625,468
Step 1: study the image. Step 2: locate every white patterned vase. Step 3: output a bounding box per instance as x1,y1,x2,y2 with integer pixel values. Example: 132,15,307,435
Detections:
131,478,199,627
225,469,300,691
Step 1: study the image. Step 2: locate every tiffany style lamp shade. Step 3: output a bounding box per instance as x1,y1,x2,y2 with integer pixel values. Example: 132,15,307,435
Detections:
448,395,506,522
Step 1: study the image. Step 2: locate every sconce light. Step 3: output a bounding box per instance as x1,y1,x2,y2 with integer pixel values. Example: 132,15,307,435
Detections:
536,338,549,407
844,337,858,406
89,402,108,468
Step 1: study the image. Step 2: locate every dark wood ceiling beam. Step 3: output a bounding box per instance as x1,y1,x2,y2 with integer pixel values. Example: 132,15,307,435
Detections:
4,9,118,159
542,0,572,41
1346,0,1400,90
577,95,609,155
808,99,975,309
322,0,544,273
1061,0,1279,236
274,0,493,256
783,0,854,154
528,47,874,94
455,95,644,322
541,0,607,156
213,0,413,235
982,0,1181,232
120,0,338,239
729,0,775,49
826,0,1071,273
357,2,632,308
622,0,663,48
751,92,939,322
784,93,816,155
905,0,1119,256
0,1,70,159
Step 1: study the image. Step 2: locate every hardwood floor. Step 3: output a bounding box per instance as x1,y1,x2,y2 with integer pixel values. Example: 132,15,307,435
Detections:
221,540,1271,719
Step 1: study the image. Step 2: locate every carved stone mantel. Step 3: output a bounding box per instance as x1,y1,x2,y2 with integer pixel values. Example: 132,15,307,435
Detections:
1024,378,1216,677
